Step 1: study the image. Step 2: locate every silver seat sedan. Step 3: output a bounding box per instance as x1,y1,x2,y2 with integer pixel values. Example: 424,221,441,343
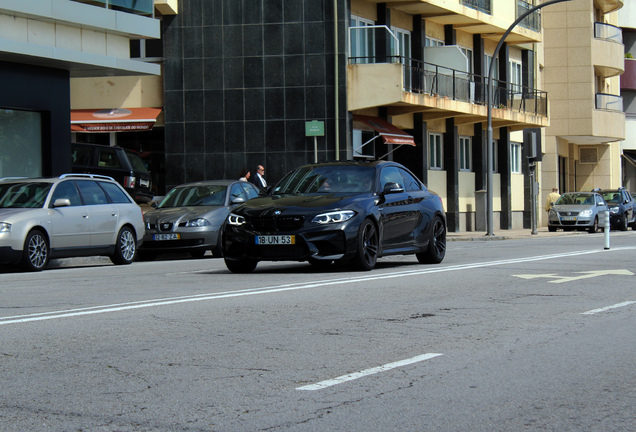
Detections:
548,191,608,233
139,180,260,259
0,174,145,271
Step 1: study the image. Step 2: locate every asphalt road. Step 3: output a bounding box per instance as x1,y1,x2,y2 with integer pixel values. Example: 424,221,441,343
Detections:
1,232,635,431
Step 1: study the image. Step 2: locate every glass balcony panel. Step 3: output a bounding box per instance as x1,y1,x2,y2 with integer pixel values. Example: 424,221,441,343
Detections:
462,0,491,14
594,22,623,44
70,0,154,16
596,93,623,112
517,1,541,32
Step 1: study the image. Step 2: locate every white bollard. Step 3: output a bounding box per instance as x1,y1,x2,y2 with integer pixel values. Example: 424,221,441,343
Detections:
604,209,610,250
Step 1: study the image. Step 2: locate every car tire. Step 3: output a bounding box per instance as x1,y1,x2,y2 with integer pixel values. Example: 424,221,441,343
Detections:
224,257,258,273
548,226,557,232
588,217,599,234
110,226,137,265
21,229,49,272
620,215,628,231
351,218,378,271
416,215,446,264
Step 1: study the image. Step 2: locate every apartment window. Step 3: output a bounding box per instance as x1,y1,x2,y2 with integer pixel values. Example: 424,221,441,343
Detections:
130,39,163,60
425,37,444,47
459,47,473,74
484,54,499,80
392,27,412,89
429,133,443,169
350,16,375,64
510,60,522,93
459,136,472,171
0,109,42,178
353,129,376,159
510,142,522,173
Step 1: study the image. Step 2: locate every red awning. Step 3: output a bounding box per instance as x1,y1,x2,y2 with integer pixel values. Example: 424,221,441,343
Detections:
71,107,162,132
352,114,415,146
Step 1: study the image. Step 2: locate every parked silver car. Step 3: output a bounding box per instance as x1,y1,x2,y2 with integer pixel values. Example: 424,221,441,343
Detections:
0,174,145,271
139,180,260,259
548,191,608,233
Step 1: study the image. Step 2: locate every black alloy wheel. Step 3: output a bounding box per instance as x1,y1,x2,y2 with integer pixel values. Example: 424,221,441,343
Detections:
352,219,378,271
21,229,49,272
417,215,446,264
225,257,258,273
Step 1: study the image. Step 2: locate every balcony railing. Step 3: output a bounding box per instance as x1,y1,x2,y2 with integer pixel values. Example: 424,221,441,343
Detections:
517,1,541,32
70,0,154,17
594,22,623,44
350,56,548,117
596,93,623,112
462,0,491,14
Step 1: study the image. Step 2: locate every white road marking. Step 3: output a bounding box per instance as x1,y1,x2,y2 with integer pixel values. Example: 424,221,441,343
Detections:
581,301,636,315
296,353,443,391
514,269,634,284
1,248,634,326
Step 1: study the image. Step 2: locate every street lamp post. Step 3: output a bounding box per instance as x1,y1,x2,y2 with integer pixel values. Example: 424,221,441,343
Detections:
486,0,573,236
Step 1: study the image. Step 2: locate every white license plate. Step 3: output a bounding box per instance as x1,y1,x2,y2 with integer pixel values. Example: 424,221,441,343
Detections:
140,179,150,188
153,233,180,241
255,235,295,245
561,216,576,221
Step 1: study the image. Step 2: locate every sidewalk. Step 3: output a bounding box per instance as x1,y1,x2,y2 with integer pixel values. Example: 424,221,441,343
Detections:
447,227,586,241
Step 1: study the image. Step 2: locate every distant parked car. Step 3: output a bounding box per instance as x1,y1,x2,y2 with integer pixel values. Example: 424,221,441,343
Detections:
0,174,145,271
548,191,608,233
71,142,153,204
222,161,447,273
139,180,260,259
597,187,636,231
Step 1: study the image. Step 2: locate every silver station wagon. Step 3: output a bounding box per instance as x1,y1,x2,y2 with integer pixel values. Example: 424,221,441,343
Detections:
0,174,145,271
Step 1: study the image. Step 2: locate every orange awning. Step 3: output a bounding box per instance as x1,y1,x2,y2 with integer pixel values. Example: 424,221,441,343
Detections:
352,115,415,146
71,108,162,132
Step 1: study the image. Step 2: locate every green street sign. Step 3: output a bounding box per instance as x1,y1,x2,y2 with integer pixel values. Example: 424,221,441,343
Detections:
305,120,324,137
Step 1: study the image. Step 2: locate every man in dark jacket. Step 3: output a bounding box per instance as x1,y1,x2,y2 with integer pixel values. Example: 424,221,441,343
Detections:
250,165,267,189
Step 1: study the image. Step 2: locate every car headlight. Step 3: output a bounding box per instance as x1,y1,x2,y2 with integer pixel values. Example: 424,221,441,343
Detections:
549,209,557,216
228,213,246,226
311,210,356,224
610,207,619,214
0,222,11,233
579,209,592,217
186,218,210,227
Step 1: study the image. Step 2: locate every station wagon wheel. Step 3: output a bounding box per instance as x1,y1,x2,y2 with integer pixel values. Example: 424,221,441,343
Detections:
352,219,378,271
224,258,258,273
111,226,136,265
417,215,446,264
620,214,628,231
21,229,49,272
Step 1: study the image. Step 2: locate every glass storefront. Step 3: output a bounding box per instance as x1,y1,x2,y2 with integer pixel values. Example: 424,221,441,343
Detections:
0,109,42,178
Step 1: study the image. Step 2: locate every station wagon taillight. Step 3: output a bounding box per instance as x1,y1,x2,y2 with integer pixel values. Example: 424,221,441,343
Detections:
124,176,136,188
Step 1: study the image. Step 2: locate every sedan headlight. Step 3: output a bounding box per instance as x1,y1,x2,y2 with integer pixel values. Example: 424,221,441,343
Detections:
228,213,246,226
579,209,593,217
311,210,356,224
610,207,619,214
0,222,11,233
185,218,210,227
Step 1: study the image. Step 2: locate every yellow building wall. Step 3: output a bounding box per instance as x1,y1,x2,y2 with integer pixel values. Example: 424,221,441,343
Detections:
71,75,164,110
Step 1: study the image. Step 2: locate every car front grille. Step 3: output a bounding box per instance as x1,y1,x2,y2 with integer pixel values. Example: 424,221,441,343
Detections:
557,211,579,217
251,216,305,232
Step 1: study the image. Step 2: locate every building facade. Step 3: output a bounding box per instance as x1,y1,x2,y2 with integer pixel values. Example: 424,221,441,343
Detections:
619,1,636,190
0,0,161,179
541,0,625,226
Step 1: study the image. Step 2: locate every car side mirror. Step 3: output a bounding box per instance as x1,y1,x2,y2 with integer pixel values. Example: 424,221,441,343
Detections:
382,182,405,194
231,197,246,204
53,198,71,207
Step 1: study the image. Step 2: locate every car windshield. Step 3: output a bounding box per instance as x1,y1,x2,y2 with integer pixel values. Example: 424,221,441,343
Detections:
601,191,622,204
158,185,227,208
555,193,595,206
0,182,52,209
273,166,375,195
125,150,150,174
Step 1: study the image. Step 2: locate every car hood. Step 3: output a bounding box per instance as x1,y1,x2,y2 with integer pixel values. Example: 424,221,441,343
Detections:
144,206,224,223
0,208,37,219
236,193,371,217
551,204,596,212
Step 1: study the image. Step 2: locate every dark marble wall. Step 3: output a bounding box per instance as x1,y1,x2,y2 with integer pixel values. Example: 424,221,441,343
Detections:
162,0,349,192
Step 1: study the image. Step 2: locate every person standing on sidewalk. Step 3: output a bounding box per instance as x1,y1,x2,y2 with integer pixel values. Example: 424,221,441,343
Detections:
545,187,560,212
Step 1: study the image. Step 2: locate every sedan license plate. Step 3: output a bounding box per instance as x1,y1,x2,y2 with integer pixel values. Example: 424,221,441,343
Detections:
153,233,180,241
561,216,576,221
256,235,295,245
